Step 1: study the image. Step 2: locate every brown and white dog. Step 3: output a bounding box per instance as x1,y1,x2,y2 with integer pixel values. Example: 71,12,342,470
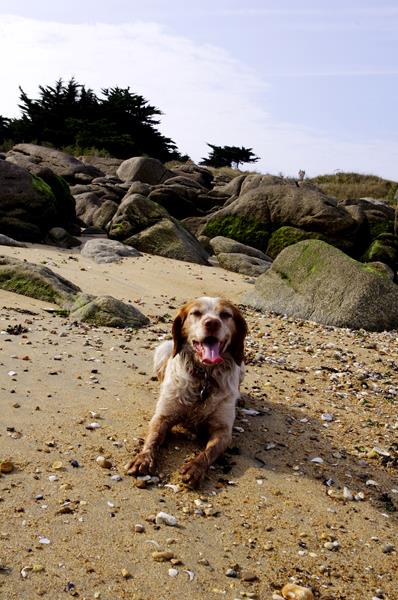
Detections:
125,296,248,487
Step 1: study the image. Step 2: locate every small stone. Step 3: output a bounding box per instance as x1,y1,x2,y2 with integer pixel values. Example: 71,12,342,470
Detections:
321,413,334,422
86,422,101,430
121,568,130,578
241,570,258,582
225,568,238,578
263,541,274,551
96,456,112,469
51,461,63,470
48,475,58,482
168,568,179,577
324,540,340,551
155,511,177,526
382,544,395,554
38,536,50,544
32,564,45,573
70,460,80,468
0,461,14,474
111,474,123,481
281,583,314,599
134,524,145,533
343,486,353,501
152,551,175,562
135,479,148,489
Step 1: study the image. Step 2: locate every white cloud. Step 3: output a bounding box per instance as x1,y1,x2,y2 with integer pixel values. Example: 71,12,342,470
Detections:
0,14,397,179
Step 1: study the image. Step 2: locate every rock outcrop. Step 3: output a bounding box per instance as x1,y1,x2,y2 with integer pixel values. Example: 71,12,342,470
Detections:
0,256,148,328
7,143,102,183
243,240,398,331
81,239,141,263
125,219,209,265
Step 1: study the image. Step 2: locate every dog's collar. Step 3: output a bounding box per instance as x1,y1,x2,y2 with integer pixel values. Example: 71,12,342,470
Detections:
190,365,215,402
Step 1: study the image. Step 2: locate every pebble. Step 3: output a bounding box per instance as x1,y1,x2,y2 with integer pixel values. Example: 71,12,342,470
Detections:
111,474,123,481
321,413,334,422
38,536,51,544
152,551,175,562
121,568,131,578
164,484,180,493
240,570,258,582
0,461,14,474
281,583,314,600
225,568,238,577
155,511,177,526
324,540,340,551
382,544,395,554
86,422,101,430
168,568,179,577
51,461,63,470
134,524,145,533
96,456,112,469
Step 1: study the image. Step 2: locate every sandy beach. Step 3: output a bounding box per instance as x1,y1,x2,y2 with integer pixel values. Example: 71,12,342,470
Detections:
0,244,397,600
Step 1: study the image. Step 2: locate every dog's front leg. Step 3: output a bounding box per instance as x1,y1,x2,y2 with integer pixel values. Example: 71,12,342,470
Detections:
125,414,172,476
180,425,232,488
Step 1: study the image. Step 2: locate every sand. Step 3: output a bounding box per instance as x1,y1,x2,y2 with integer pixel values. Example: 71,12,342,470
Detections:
0,243,397,600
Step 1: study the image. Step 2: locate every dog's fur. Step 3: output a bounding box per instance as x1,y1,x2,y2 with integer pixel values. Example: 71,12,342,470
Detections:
125,296,248,487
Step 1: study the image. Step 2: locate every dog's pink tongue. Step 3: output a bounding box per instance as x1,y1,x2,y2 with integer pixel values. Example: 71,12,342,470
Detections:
201,340,223,364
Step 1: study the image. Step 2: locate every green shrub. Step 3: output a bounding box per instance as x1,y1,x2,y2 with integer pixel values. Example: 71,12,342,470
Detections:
310,172,398,203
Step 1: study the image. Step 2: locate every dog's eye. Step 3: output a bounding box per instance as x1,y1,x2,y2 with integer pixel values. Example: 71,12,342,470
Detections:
191,309,202,317
220,311,232,319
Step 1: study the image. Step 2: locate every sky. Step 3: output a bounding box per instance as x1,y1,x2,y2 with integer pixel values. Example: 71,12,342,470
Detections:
0,0,397,179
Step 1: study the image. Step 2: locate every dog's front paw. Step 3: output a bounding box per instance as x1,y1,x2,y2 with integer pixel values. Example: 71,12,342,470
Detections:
180,458,206,488
124,451,156,477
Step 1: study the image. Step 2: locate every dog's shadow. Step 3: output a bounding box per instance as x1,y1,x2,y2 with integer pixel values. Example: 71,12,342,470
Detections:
154,393,397,516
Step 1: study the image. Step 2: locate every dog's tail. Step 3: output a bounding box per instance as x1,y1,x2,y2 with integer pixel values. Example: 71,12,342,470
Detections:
153,340,173,381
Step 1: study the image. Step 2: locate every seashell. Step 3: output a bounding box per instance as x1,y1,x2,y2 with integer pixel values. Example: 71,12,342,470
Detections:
86,422,101,430
152,551,175,562
145,540,161,549
0,461,14,474
164,484,180,493
183,569,195,581
155,511,177,526
96,456,112,469
281,583,314,600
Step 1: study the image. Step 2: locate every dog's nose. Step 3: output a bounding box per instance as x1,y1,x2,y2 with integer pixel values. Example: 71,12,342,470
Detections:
203,317,221,333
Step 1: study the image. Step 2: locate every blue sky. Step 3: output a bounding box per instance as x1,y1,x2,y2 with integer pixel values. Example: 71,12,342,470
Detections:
1,0,397,178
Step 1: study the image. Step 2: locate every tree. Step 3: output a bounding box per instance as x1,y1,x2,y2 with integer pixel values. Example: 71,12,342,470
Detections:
4,78,182,160
200,143,260,169
0,115,11,143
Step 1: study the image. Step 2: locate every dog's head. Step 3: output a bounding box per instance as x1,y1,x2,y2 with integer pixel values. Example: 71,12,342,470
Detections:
172,297,247,366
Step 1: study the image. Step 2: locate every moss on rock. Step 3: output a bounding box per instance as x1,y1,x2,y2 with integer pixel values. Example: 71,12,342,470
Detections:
0,272,60,303
203,215,270,250
266,226,324,259
70,295,149,328
368,219,394,240
362,237,397,269
31,174,56,203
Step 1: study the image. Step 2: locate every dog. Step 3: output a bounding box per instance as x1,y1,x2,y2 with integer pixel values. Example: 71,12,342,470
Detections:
125,296,248,487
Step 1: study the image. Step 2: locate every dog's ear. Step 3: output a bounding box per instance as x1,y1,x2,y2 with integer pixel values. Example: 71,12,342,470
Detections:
228,304,248,365
172,304,189,357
